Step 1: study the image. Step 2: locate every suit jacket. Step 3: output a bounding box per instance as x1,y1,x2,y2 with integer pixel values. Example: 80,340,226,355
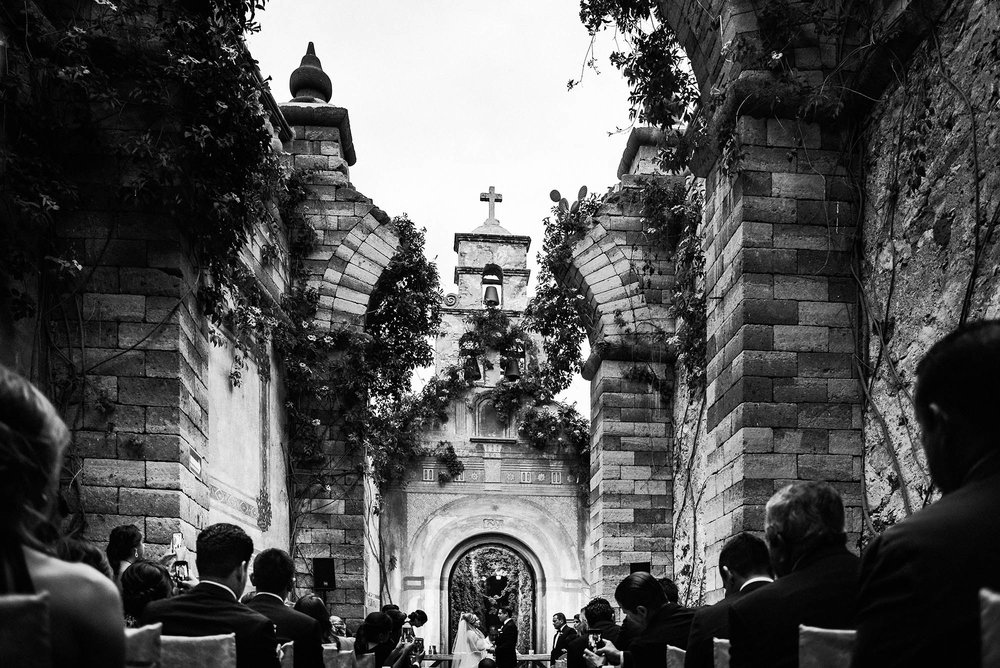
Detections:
139,583,279,668
729,545,859,668
623,603,696,668
684,581,770,668
246,594,323,668
853,466,1000,668
495,619,518,668
566,620,620,668
551,624,578,663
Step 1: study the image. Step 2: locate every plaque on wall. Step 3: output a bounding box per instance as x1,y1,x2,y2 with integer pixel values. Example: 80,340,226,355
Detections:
403,576,425,590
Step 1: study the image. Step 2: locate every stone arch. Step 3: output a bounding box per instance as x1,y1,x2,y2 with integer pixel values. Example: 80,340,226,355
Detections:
315,209,400,329
395,493,586,653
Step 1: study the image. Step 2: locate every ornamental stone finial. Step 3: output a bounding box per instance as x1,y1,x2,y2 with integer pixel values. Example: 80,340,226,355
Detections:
289,41,332,103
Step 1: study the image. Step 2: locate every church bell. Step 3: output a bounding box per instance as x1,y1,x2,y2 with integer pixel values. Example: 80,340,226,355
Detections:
503,357,521,380
483,285,500,307
463,357,482,381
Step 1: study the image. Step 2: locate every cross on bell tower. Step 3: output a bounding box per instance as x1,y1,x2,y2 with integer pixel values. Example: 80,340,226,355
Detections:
480,186,503,224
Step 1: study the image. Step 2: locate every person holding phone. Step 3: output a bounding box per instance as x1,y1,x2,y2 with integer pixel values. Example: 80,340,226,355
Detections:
566,598,621,668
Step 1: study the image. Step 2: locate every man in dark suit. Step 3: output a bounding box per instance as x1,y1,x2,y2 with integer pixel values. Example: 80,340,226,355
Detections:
728,482,859,668
495,606,518,668
567,598,620,668
593,572,695,668
140,523,279,668
550,612,578,664
246,548,323,668
685,532,772,668
854,322,1000,668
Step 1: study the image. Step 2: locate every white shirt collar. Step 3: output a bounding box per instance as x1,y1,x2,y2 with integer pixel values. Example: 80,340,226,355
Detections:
253,592,286,605
740,576,774,591
200,580,239,601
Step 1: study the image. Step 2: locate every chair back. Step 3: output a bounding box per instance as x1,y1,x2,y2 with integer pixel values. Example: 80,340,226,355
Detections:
713,637,730,668
323,649,364,668
666,644,686,668
280,640,295,668
126,623,163,668
161,633,237,668
355,652,376,668
336,636,355,651
798,625,856,668
0,592,51,668
981,588,1000,666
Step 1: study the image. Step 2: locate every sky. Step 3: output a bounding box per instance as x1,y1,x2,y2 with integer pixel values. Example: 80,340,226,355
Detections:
246,1,635,408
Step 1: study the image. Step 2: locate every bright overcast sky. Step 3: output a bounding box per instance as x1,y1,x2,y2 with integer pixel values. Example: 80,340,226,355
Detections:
247,0,635,408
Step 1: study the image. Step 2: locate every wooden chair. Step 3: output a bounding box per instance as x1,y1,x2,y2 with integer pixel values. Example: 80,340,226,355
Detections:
798,625,856,668
712,637,730,668
0,592,51,668
981,588,1000,666
161,633,237,668
666,644,686,668
280,640,295,668
125,623,163,668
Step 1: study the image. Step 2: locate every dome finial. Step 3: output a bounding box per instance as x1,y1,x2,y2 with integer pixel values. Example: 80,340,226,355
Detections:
289,41,332,103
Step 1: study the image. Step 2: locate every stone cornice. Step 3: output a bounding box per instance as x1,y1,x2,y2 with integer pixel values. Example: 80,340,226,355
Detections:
278,103,357,166
453,232,531,253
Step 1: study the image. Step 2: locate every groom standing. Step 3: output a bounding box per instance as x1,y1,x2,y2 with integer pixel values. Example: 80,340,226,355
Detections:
495,607,518,668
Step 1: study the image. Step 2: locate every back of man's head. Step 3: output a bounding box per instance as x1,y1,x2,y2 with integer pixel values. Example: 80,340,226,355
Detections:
614,572,667,613
251,548,294,594
478,659,497,668
765,482,845,576
915,320,1000,492
196,523,254,579
719,532,772,586
583,597,615,626
657,577,679,604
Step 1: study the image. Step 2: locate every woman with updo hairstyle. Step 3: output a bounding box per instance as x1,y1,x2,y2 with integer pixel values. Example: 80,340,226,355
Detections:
294,593,335,644
120,559,174,627
0,364,123,667
105,523,143,585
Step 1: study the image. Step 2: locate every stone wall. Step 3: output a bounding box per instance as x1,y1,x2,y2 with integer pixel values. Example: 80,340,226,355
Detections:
859,0,1000,531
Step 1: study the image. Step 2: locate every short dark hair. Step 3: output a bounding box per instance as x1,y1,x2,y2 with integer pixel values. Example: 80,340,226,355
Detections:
719,532,771,578
478,660,497,668
658,577,679,604
498,606,513,616
615,572,667,613
381,604,400,612
121,559,173,618
195,523,253,578
553,612,567,622
583,597,614,625
252,548,294,593
765,482,845,551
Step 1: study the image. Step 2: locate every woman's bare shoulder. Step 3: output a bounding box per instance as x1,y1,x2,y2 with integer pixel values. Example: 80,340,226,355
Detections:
24,547,121,612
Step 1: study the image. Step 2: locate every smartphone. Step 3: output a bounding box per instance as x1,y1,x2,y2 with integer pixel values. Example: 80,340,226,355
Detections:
588,631,602,650
171,560,189,582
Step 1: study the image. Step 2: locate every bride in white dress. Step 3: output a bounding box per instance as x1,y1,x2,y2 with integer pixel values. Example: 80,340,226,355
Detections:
453,612,492,668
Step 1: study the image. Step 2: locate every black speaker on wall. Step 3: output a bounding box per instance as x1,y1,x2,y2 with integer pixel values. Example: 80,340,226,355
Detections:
313,558,336,591
629,561,652,574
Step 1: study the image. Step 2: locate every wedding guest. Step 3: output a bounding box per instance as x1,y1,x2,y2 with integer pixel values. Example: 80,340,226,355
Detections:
0,364,123,667
592,572,694,668
854,321,1000,668
551,612,578,664
330,615,354,649
407,609,428,628
478,660,497,668
331,615,349,636
294,594,336,644
658,577,680,604
121,560,174,627
385,607,408,645
567,597,620,668
246,548,323,668
729,482,859,668
106,524,143,585
495,607,518,668
685,532,772,668
55,535,114,580
140,523,279,668
355,611,395,666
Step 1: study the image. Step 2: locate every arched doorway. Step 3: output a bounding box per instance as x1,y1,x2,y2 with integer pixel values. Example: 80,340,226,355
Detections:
447,542,536,654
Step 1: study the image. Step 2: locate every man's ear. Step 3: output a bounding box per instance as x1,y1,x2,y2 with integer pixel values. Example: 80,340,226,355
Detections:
249,571,258,586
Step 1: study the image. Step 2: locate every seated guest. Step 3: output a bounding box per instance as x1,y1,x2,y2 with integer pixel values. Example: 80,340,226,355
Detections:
246,549,323,668
139,523,279,668
55,536,114,580
121,559,174,627
729,482,859,668
478,660,497,668
330,615,353,649
0,364,123,668
551,611,578,664
293,593,336,644
355,611,395,666
593,572,695,668
685,532,772,668
567,597,621,668
854,321,1000,668
106,523,144,586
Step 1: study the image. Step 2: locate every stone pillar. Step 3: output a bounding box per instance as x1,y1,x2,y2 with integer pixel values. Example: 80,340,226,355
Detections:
700,116,863,591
